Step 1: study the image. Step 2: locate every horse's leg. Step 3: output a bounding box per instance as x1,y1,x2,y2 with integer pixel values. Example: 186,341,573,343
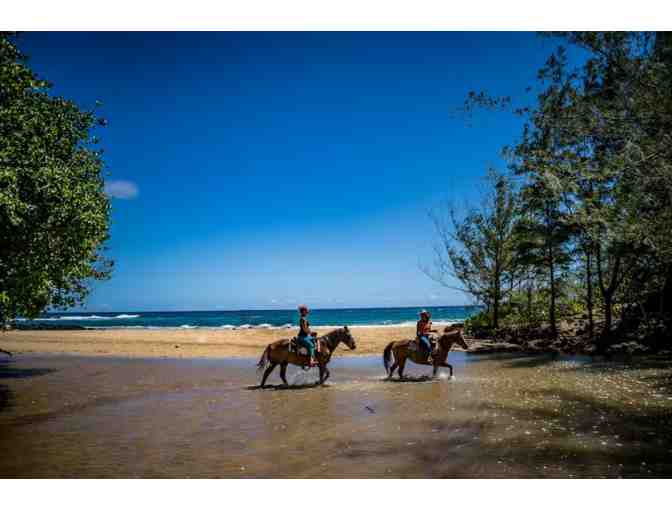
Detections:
439,362,453,377
260,362,278,388
317,364,325,385
322,366,331,384
279,362,289,386
432,361,439,378
387,361,398,379
398,358,407,380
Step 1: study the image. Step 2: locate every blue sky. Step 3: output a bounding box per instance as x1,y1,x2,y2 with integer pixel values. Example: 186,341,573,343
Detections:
18,32,564,311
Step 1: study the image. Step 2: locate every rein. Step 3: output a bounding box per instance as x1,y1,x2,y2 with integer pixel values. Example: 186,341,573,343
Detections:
318,328,344,353
438,330,466,352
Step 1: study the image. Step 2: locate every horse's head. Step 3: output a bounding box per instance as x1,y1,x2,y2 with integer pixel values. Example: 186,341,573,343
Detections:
340,325,357,350
438,323,469,351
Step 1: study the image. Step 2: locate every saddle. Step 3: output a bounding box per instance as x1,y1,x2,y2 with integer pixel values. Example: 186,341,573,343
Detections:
289,337,310,356
289,336,321,371
409,336,436,357
288,336,321,356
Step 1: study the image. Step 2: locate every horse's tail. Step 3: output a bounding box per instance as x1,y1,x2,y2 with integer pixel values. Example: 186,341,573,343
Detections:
383,341,394,375
257,345,270,372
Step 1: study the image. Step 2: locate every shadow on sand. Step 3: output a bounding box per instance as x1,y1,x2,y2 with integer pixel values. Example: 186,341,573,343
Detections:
0,358,58,415
246,383,331,391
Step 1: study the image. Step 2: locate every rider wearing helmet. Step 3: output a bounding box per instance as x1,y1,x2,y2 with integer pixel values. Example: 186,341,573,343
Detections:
416,310,438,361
297,304,317,367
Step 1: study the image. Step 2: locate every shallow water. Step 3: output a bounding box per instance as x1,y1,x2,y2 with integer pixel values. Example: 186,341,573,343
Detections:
1,354,672,477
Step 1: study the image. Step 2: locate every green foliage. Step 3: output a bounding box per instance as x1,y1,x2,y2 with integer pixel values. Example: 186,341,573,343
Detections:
463,310,492,338
465,287,586,338
426,170,520,328
0,33,112,326
456,32,672,347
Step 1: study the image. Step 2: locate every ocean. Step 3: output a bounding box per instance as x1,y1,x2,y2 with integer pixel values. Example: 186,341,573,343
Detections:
16,305,481,330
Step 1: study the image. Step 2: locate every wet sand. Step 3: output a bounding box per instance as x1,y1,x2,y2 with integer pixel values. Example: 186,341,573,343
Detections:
1,326,453,358
2,353,672,477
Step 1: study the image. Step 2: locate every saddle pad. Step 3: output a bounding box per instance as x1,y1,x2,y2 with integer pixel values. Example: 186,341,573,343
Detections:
409,340,434,353
289,338,309,356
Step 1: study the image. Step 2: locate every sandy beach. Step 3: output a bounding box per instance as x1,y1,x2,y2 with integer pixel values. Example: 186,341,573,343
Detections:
1,326,444,359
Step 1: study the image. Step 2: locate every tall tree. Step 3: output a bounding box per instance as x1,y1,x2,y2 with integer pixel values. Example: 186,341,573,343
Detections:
550,32,672,343
0,33,112,333
470,33,672,346
425,171,520,329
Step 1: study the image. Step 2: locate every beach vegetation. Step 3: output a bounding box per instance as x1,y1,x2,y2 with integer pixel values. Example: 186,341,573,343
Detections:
0,33,112,330
437,32,672,352
425,170,520,329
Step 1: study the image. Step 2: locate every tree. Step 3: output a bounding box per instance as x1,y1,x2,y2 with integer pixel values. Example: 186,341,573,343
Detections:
544,32,672,344
513,181,573,338
0,33,112,333
464,32,672,349
425,171,520,329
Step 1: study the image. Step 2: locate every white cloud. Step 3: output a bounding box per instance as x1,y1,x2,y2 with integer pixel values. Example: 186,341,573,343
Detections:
105,180,138,199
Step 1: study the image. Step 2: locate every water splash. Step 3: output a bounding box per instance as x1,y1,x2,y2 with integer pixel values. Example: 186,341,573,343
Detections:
289,369,318,386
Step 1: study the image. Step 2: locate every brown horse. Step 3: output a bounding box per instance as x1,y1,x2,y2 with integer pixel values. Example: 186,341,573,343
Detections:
383,325,469,379
256,326,356,388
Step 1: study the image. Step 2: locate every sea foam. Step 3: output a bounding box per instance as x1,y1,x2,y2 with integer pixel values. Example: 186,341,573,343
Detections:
18,313,141,321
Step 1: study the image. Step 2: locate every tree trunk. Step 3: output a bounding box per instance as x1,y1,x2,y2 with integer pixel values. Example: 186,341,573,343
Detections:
603,292,613,339
585,246,594,338
661,265,672,316
548,242,558,338
526,281,533,326
595,245,618,352
492,273,501,329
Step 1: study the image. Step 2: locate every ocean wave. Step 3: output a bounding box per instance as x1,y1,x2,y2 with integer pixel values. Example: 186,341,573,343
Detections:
85,322,462,331
18,314,141,321
16,317,466,329
88,325,158,330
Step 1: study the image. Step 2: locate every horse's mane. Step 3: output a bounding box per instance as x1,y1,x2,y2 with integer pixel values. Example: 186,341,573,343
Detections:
443,323,464,333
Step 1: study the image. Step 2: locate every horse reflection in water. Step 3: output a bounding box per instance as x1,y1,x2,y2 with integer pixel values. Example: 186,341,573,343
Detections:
383,325,469,380
256,326,357,388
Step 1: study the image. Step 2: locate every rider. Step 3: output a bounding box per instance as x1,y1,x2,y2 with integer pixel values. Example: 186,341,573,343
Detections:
416,310,438,361
297,304,317,367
